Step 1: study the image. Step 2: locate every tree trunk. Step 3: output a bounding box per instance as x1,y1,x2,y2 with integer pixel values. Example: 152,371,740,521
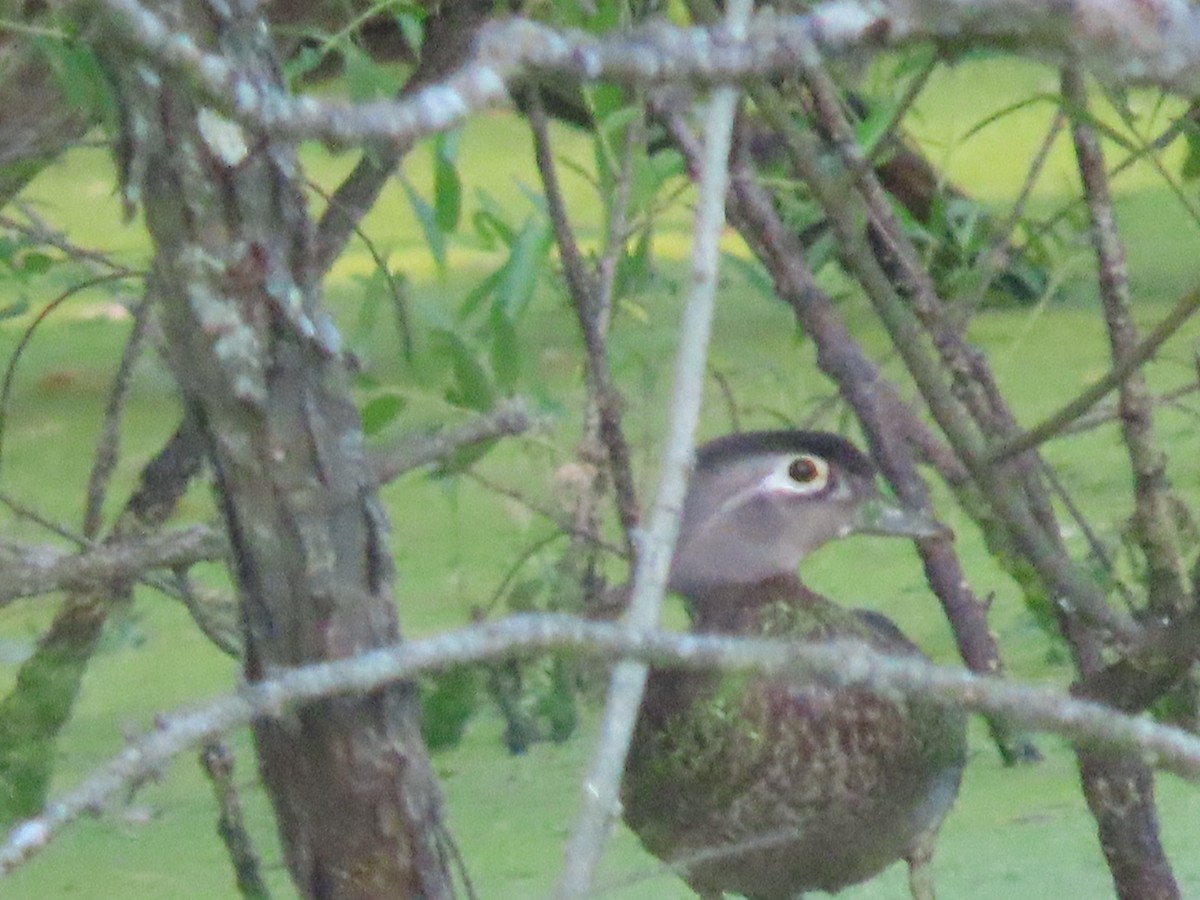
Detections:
93,2,455,897
1078,750,1180,900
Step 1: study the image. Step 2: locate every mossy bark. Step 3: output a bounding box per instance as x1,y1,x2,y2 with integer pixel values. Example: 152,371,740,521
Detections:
91,0,455,896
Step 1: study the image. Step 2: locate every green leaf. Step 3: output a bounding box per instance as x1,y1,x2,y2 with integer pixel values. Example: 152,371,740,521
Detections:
721,252,778,304
395,9,425,51
283,45,326,87
432,328,495,412
586,83,627,125
0,299,29,321
401,177,447,272
489,306,521,392
535,657,579,743
614,225,654,300
434,131,462,232
1182,130,1200,181
855,99,900,157
458,267,503,320
629,148,684,218
351,265,385,346
598,105,640,144
421,666,480,751
471,190,517,248
470,209,509,249
960,93,1058,143
646,147,685,183
580,0,622,32
433,435,499,476
556,155,600,192
17,253,53,276
361,394,407,436
354,370,382,391
343,43,398,102
495,217,552,320
890,44,937,82
504,578,544,613
35,38,116,124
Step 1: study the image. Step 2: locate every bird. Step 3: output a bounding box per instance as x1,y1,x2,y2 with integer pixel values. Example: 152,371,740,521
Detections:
621,430,967,900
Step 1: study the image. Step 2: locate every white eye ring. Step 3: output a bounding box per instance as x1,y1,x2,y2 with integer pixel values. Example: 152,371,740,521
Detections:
761,453,830,496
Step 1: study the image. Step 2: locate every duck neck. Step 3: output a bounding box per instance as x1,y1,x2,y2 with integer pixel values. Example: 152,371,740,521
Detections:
684,572,828,635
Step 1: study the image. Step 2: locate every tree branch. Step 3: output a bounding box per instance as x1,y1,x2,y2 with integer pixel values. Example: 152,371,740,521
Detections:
0,526,225,607
0,402,535,611
8,613,1200,877
369,397,537,485
95,0,1200,151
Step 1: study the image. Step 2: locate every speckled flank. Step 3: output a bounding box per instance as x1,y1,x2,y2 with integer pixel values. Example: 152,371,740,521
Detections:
624,576,966,898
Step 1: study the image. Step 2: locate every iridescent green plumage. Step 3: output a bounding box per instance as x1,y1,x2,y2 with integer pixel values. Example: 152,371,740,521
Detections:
621,431,967,899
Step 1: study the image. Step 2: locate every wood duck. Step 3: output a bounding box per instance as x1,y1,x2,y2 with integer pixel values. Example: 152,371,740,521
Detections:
622,430,967,899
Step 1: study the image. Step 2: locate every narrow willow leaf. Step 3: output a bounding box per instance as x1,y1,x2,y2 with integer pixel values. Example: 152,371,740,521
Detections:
434,130,463,232
495,218,552,320
489,306,521,392
401,177,447,272
361,394,407,436
432,328,495,412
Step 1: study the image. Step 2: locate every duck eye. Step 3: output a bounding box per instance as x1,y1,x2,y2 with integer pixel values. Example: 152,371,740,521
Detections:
787,455,824,485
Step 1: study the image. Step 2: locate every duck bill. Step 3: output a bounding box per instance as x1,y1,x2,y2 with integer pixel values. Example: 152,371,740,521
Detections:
854,497,949,539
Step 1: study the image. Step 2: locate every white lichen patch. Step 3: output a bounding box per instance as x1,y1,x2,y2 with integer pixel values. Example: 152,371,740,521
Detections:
197,107,249,167
184,281,266,404
314,313,343,356
472,66,508,101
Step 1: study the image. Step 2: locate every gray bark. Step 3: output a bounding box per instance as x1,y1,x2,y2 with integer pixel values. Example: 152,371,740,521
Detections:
94,1,455,897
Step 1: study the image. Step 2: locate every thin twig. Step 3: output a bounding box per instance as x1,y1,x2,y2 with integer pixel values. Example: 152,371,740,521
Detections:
306,180,412,357
962,111,1066,314
985,283,1200,464
863,55,937,163
83,298,153,539
556,1,752,891
369,398,536,485
199,742,271,900
527,89,642,557
708,366,743,432
574,89,646,586
174,569,241,658
480,530,566,617
1039,460,1137,608
464,471,628,559
1099,85,1200,228
1063,381,1200,437
0,273,137,480
1065,62,1190,621
1032,101,1200,242
786,38,1138,643
0,491,91,548
2,208,135,274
